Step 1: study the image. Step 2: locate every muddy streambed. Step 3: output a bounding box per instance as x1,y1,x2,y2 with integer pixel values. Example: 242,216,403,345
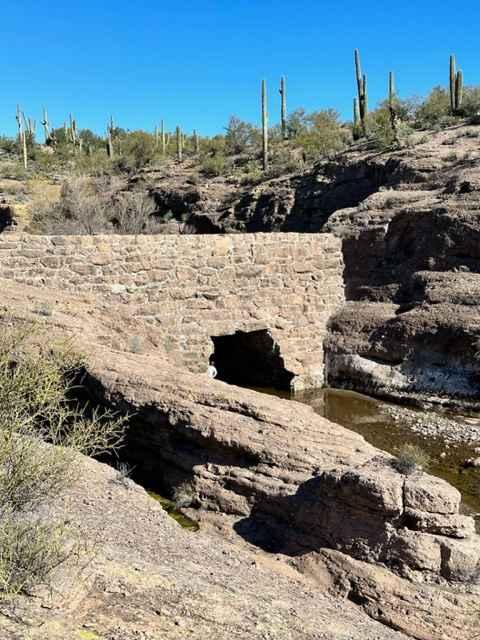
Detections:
255,387,480,519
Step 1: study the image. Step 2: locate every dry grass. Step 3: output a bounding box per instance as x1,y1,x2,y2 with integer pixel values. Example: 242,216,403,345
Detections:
393,443,430,475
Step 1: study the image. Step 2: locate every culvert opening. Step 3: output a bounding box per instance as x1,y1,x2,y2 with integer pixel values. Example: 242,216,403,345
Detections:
211,329,294,391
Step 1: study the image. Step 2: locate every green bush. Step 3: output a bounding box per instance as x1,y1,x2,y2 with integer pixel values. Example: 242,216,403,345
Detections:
0,325,125,594
200,154,231,177
290,109,349,159
0,136,18,155
414,86,454,129
224,116,260,154
366,106,414,150
114,130,156,172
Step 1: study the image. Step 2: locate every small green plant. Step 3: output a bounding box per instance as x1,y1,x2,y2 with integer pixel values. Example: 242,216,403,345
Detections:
172,481,196,508
34,301,54,317
393,443,430,475
129,335,143,354
115,461,135,487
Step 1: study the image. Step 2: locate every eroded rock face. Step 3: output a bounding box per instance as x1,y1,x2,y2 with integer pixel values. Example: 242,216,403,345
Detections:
321,124,480,405
1,279,479,639
2,455,411,640
82,349,480,585
326,301,480,406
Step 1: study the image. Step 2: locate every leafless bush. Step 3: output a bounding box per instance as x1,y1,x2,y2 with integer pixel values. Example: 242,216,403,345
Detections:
112,192,157,234
0,324,125,594
30,177,159,235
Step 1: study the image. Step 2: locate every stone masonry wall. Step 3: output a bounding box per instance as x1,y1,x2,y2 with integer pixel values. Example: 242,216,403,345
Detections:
0,233,344,390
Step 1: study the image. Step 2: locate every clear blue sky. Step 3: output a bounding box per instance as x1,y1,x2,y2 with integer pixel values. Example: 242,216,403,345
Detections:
1,1,479,139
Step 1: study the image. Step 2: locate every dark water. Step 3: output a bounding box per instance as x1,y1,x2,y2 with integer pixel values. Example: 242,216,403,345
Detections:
147,491,199,531
253,386,480,517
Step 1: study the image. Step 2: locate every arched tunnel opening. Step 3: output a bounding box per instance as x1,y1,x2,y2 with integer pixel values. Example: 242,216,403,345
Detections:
211,329,294,391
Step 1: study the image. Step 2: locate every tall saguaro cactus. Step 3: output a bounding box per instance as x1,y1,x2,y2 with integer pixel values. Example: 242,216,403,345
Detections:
106,116,115,158
176,126,183,162
193,129,200,154
388,71,400,146
353,98,361,140
279,76,287,140
388,71,395,107
450,55,464,115
354,49,368,135
161,120,166,155
262,80,268,170
41,107,51,143
450,55,456,114
16,105,28,170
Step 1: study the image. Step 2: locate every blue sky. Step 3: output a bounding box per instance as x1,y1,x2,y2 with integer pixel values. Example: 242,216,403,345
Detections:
1,1,479,139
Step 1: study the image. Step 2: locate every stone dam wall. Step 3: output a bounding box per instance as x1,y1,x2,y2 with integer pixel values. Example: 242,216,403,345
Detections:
0,233,344,390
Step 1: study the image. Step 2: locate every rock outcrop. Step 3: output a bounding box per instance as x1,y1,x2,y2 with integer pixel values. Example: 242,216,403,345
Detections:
319,122,480,406
1,455,411,640
2,278,480,639
84,349,480,587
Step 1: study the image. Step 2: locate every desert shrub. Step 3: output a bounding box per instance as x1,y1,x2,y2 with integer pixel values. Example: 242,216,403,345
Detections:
113,131,156,172
393,443,430,475
238,159,264,185
200,154,231,177
367,106,414,150
291,109,349,159
225,116,260,154
0,324,125,594
30,178,159,235
459,86,480,117
30,177,109,234
172,481,196,508
112,192,157,234
128,335,143,353
414,87,454,129
0,136,17,155
265,146,305,178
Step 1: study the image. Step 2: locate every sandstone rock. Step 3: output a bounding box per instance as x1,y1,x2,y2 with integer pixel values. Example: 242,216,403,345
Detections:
0,276,479,637
303,548,480,640
0,454,410,640
440,537,480,583
404,474,461,515
405,509,476,538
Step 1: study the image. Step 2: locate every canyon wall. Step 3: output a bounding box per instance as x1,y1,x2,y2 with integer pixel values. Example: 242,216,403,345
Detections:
0,233,344,389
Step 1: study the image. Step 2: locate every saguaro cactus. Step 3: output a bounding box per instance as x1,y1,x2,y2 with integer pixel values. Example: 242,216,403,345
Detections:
388,71,400,146
455,69,464,113
279,76,287,140
262,79,268,170
41,107,51,143
388,71,395,107
176,126,183,162
161,120,166,155
450,55,456,114
450,55,464,115
354,49,368,134
353,97,361,140
193,129,200,154
16,105,28,170
106,116,115,158
69,113,78,146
